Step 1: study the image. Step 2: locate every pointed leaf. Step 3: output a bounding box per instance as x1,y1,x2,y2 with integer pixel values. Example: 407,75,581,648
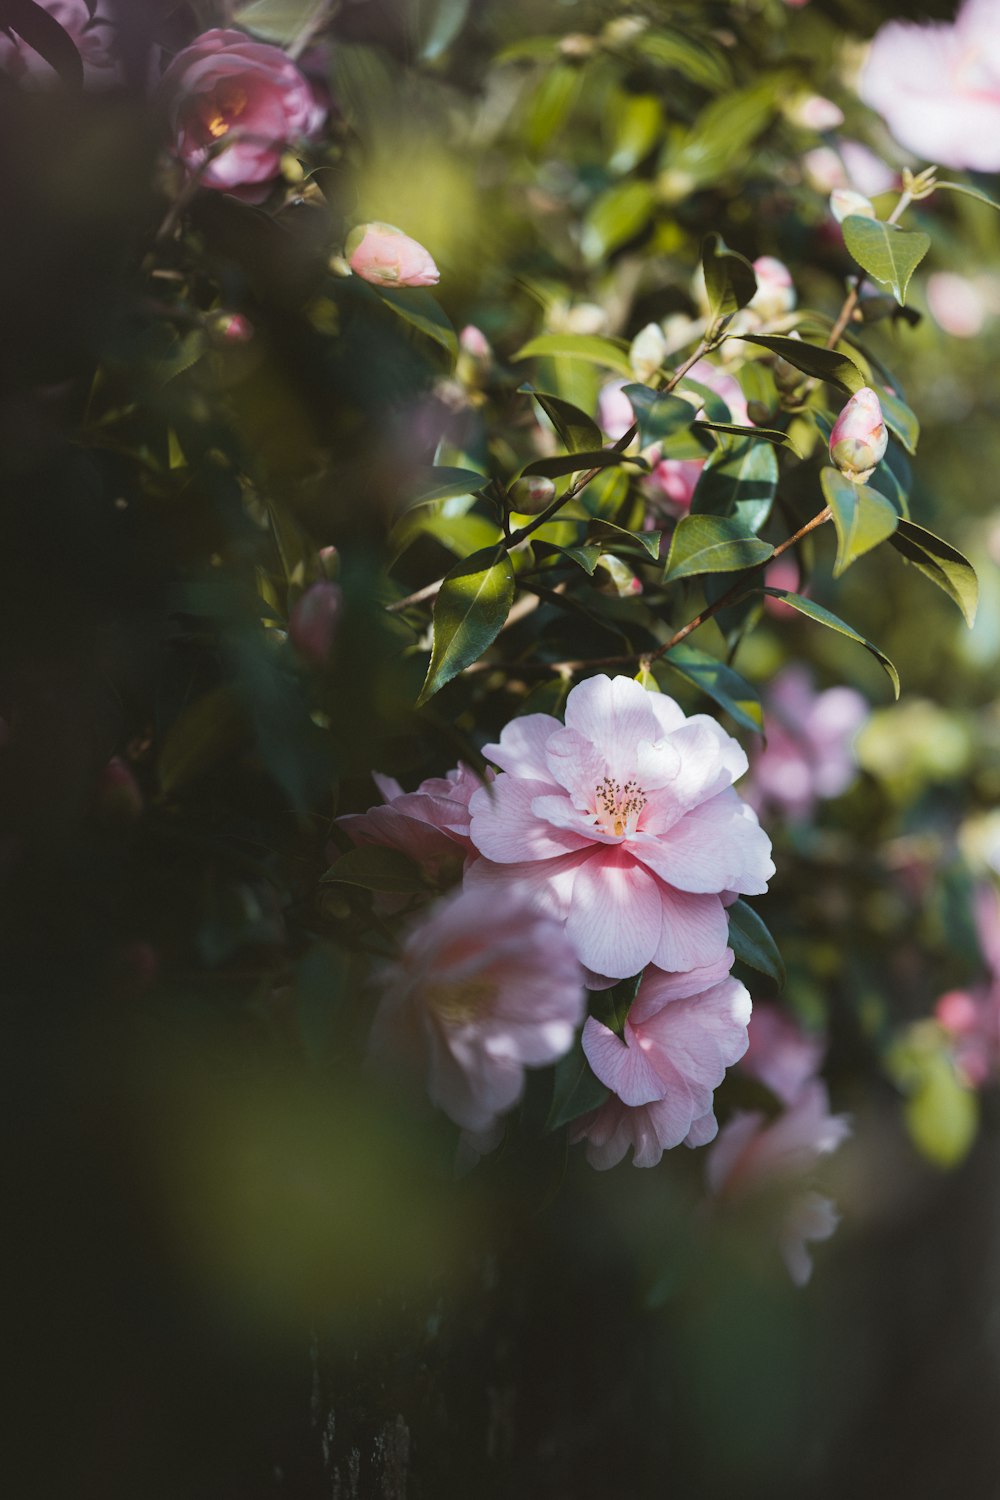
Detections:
546,1039,609,1130
582,179,655,263
622,383,698,447
4,0,83,86
692,438,778,534
520,449,627,480
841,216,931,305
409,466,488,503
820,467,899,577
932,180,1000,213
702,232,758,332
693,420,796,448
763,589,900,697
375,286,457,356
553,543,603,575
889,519,978,627
728,900,785,986
733,334,865,394
878,388,919,455
665,515,773,582
590,972,644,1037
588,519,662,561
524,388,603,452
417,547,515,703
513,334,634,377
635,28,732,92
660,645,763,734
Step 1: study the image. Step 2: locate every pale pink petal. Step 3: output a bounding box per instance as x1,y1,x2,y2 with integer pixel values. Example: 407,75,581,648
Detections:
482,713,561,780
565,848,665,978
582,1017,667,1106
652,887,730,972
562,674,663,773
779,1192,841,1287
468,777,590,863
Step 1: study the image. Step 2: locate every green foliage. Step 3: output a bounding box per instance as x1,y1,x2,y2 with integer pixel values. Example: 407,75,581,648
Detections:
733,334,865,393
417,547,515,704
763,590,901,697
658,646,764,734
546,1037,609,1130
727,901,785,987
701,233,758,336
841,216,932,306
691,439,778,534
664,515,774,582
889,519,979,627
820,467,899,577
514,334,634,377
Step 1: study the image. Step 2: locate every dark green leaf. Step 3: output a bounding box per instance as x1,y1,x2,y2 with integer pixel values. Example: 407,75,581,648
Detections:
375,286,457,357
417,547,516,703
691,438,778,534
520,449,626,480
702,232,758,332
728,900,785,986
622,384,698,447
553,543,603,574
513,333,633,377
762,590,900,697
877,388,919,454
693,420,796,449
889,519,979,627
733,334,865,394
590,972,644,1036
664,515,773,582
321,845,425,893
409,466,489,503
159,687,246,797
820,467,899,577
524,388,603,452
546,1040,609,1130
841,216,931,305
582,179,656,263
660,645,763,734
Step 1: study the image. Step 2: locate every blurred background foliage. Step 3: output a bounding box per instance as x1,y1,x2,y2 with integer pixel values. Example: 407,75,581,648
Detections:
2,0,999,1496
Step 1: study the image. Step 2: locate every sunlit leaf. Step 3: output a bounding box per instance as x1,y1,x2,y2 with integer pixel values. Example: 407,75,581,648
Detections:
660,645,763,734
523,62,583,154
408,466,489,504
733,333,865,394
588,519,662,561
375,286,458,357
417,547,515,703
524,388,603,452
820,467,899,577
520,449,626,480
841,215,931,305
607,92,664,175
931,180,1000,212
664,515,773,582
634,28,732,92
622,384,699,447
889,519,979,627
582,179,656,263
692,438,778,534
762,590,900,697
702,233,758,333
514,333,633,377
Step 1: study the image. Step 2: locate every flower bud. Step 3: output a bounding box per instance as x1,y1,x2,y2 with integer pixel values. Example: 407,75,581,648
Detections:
785,92,844,131
345,222,440,288
629,322,667,382
508,475,556,514
289,580,343,665
749,256,796,321
595,553,643,597
830,188,875,224
829,387,888,484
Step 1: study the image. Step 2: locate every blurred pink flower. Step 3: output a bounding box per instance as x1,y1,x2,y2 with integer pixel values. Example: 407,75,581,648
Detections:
338,763,481,896
289,580,342,664
706,1079,851,1285
159,28,326,194
572,957,751,1168
597,378,635,441
372,887,585,1133
347,222,440,287
467,674,773,980
803,141,895,198
0,0,119,84
926,272,988,339
860,0,1000,172
741,1002,825,1107
647,358,750,517
762,555,803,618
935,883,1000,1087
748,256,796,322
747,665,868,822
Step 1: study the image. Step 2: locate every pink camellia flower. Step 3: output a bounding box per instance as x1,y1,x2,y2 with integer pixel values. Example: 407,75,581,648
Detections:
762,554,803,619
829,386,888,484
746,665,868,822
289,580,342,665
935,883,1000,1087
740,1002,825,1107
860,0,1000,172
338,762,481,897
346,222,440,287
466,675,774,982
926,272,988,339
371,886,585,1134
706,1078,851,1285
0,0,119,84
159,28,326,195
597,378,636,441
571,955,751,1168
803,141,895,198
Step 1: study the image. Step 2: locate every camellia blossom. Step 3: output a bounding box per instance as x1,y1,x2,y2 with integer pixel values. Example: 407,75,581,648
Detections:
829,386,888,484
0,0,119,84
467,675,774,981
740,1002,826,1107
571,956,752,1168
346,222,440,287
371,887,585,1134
746,665,868,822
935,883,1000,1087
339,763,481,898
860,0,1000,173
159,28,326,195
926,272,988,339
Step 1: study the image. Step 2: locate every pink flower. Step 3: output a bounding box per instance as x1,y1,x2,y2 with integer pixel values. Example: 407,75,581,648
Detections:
860,0,1000,172
748,256,796,322
346,222,440,287
597,379,636,441
338,763,481,898
371,887,585,1134
741,1002,825,1106
0,0,119,84
466,675,773,981
706,1079,851,1285
926,272,988,339
762,555,803,618
571,957,751,1168
935,884,1000,1087
159,28,326,195
829,386,888,484
747,665,868,822
787,93,844,132
288,580,342,665
803,142,896,198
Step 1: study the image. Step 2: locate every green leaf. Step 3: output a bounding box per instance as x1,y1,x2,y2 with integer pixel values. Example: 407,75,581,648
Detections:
321,845,425,893
622,384,698,447
763,590,900,697
889,519,979,627
677,375,733,423
409,466,489,503
660,645,763,734
691,439,778,534
375,286,457,357
590,973,644,1036
522,62,583,154
395,511,502,559
820,467,899,577
413,0,471,58
553,543,603,575
841,215,931,305
519,449,625,480
607,92,664,175
877,388,919,455
868,441,911,519
733,333,865,394
693,420,796,449
662,79,783,194
588,519,662,561
728,899,785,986
159,687,246,797
582,179,656,263
513,333,633,377
524,388,603,452
235,0,324,44
417,547,515,703
702,232,758,332
931,180,1000,213
546,1040,609,1130
664,515,773,582
634,28,732,92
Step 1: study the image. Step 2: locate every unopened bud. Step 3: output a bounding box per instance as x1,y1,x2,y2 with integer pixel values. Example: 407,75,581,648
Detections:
558,32,596,59
830,188,876,224
596,553,643,597
829,387,888,484
746,399,774,427
748,256,796,321
289,581,343,665
629,321,668,381
508,475,557,514
785,92,844,131
318,545,339,579
344,222,440,288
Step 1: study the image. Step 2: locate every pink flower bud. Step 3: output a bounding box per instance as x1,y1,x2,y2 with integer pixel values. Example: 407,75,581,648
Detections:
508,476,556,514
345,222,440,287
749,256,796,321
459,325,491,360
829,387,888,484
787,93,844,131
289,581,342,665
830,188,875,224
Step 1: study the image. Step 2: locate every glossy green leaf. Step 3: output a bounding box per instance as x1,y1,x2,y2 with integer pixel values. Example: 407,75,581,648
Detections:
728,899,785,986
660,645,764,734
524,389,603,452
321,845,425,893
590,973,644,1037
375,286,457,357
588,519,662,561
702,233,758,332
513,333,634,377
634,28,732,92
553,543,603,575
665,515,773,582
932,180,1000,213
582,179,655,263
662,80,782,195
694,421,795,449
409,466,489,503
841,215,931,305
877,388,919,455
234,0,319,43
417,547,515,703
733,333,865,394
820,467,899,577
867,442,910,519
520,449,625,480
546,1039,609,1130
398,511,502,558
889,519,979,627
762,590,900,697
692,439,778,534
622,384,698,447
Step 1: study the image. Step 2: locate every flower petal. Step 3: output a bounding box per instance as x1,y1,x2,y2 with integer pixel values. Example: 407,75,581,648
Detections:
469,777,589,863
565,848,664,978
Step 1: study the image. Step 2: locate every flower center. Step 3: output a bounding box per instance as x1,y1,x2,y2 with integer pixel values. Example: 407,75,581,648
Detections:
428,977,495,1026
204,83,249,140
594,775,646,837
